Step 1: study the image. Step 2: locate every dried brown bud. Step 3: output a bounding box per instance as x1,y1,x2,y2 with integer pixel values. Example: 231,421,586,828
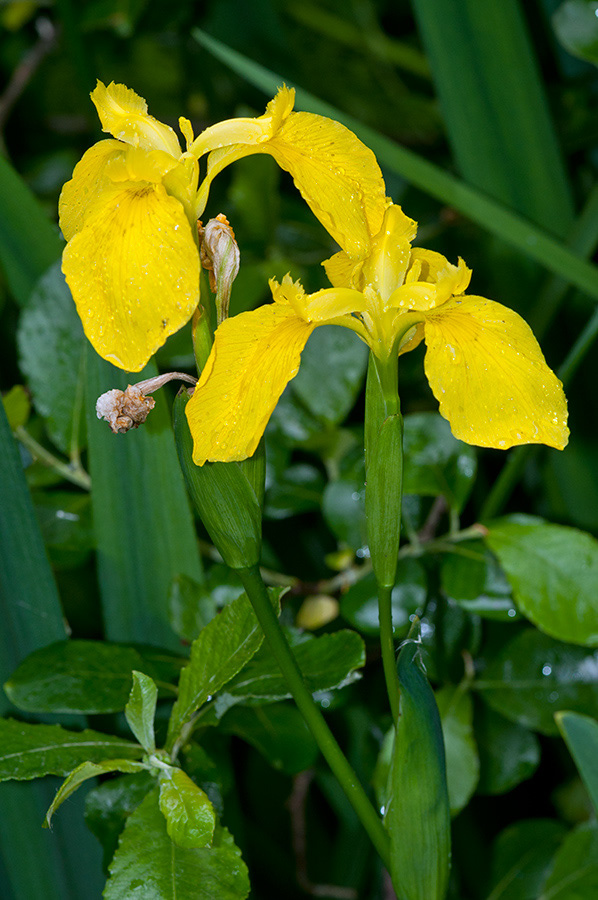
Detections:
199,213,240,324
96,386,155,434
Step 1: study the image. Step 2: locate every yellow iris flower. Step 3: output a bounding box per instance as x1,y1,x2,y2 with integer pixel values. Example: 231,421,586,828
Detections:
60,80,385,371
186,203,569,464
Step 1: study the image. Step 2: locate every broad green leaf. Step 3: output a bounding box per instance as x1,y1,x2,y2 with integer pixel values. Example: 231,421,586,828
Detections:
0,720,143,781
33,491,93,568
87,349,204,650
556,711,598,816
436,686,479,816
168,574,217,642
125,671,158,753
340,562,427,636
17,262,85,454
403,412,477,512
4,640,178,714
440,542,518,621
385,642,450,900
218,629,365,707
45,758,147,827
0,155,63,306
485,517,598,646
475,630,598,734
167,590,280,750
84,771,157,869
291,325,368,425
322,449,368,551
487,819,567,900
539,822,598,899
264,463,325,520
553,0,598,66
1,385,30,430
220,703,319,774
190,30,598,305
158,768,216,849
104,789,249,900
476,705,540,795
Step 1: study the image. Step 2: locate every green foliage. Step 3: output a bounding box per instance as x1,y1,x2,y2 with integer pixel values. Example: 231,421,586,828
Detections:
556,711,598,816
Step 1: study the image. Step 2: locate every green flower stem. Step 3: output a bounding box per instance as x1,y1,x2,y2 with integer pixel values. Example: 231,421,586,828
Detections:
365,353,403,723
236,563,391,869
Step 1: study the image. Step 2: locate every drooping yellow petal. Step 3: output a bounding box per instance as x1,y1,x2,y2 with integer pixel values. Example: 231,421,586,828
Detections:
270,275,366,322
58,139,124,241
91,81,182,158
422,296,569,450
186,305,315,465
62,182,199,372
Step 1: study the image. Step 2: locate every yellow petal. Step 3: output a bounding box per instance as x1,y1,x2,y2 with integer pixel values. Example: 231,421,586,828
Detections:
58,140,124,241
422,296,569,450
91,81,182,158
361,204,417,301
322,250,363,289
408,249,472,305
270,276,366,322
62,183,200,372
186,305,315,465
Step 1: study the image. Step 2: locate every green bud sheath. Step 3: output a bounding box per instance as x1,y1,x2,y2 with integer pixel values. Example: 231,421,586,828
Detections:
173,389,263,569
385,642,451,900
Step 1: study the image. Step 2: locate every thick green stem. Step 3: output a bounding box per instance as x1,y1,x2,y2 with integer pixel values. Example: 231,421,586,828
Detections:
236,563,391,869
365,353,403,723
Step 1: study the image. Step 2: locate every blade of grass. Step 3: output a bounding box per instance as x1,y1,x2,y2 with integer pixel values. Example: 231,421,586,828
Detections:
191,30,598,304
410,0,574,235
86,349,204,650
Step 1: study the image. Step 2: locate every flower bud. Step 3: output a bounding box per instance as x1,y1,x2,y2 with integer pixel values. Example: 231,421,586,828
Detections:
199,214,240,324
96,372,197,434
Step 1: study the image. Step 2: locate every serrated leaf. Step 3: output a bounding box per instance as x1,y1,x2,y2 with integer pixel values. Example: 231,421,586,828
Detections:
84,771,157,870
440,542,518,622
104,789,249,900
158,768,216,849
17,262,85,454
166,590,280,749
168,574,217,642
556,711,598,816
218,629,364,708
539,822,598,899
485,516,598,646
475,630,598,734
4,640,178,714
436,686,479,816
0,720,143,781
45,758,148,827
125,671,158,753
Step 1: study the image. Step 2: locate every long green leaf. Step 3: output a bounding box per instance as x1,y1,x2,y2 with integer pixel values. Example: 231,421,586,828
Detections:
192,29,598,303
556,711,598,816
410,0,574,235
86,349,204,650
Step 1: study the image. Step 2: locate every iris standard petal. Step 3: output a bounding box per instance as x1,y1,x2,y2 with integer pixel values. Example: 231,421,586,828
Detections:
62,182,199,372
91,81,182,158
422,296,569,450
58,139,124,241
186,305,315,465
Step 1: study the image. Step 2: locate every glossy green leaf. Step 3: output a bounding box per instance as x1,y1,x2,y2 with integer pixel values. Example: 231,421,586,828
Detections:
485,517,598,646
167,590,280,750
220,703,319,774
539,822,598,899
440,542,518,621
168,574,217,642
403,412,477,512
385,641,450,900
87,350,204,650
475,630,598,734
0,155,63,306
553,1,598,66
191,30,598,304
84,771,157,869
0,720,143,781
291,325,368,425
264,462,324,520
17,262,85,454
104,789,249,900
476,705,540,796
158,768,216,850
219,629,365,708
487,819,567,900
556,711,598,816
125,671,158,753
340,561,427,636
45,758,147,827
322,450,368,552
4,640,178,714
436,686,479,816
